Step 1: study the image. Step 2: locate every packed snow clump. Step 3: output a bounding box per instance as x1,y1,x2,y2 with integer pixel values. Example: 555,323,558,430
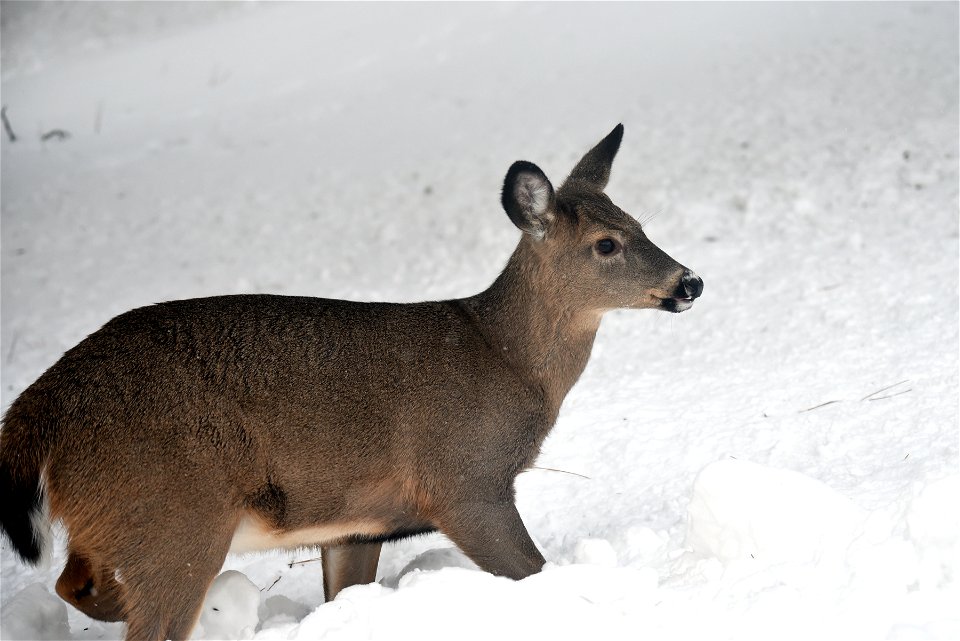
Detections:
192,570,261,640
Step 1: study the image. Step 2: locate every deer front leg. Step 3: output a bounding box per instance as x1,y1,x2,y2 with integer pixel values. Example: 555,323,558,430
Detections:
321,541,383,602
438,500,545,580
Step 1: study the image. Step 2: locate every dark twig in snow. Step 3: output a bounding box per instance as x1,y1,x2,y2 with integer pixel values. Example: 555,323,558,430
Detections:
860,379,911,401
867,388,913,402
40,129,70,142
262,576,282,592
529,465,591,480
797,379,912,413
1,106,16,142
288,555,322,568
798,400,842,413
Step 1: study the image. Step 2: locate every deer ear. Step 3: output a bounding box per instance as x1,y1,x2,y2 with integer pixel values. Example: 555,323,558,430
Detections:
563,123,624,191
501,161,556,239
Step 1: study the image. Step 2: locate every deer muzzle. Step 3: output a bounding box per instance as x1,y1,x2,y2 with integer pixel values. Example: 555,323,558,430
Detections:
659,269,703,313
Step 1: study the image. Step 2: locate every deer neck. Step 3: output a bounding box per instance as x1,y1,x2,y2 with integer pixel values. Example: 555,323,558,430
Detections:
464,241,602,412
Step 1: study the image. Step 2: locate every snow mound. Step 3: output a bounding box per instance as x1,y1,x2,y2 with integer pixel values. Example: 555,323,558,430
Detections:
686,459,867,565
276,565,652,641
192,570,261,640
383,546,478,589
573,537,619,567
0,583,70,641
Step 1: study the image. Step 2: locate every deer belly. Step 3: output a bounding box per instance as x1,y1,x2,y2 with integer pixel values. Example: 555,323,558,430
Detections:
228,514,384,554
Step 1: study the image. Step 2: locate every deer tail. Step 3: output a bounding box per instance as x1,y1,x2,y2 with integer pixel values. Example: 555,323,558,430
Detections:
0,395,53,566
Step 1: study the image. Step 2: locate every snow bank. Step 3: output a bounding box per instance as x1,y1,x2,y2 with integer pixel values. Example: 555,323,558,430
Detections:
681,461,960,640
686,459,867,565
257,564,656,641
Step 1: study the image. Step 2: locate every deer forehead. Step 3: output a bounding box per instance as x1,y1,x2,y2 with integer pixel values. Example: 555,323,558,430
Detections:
560,197,642,238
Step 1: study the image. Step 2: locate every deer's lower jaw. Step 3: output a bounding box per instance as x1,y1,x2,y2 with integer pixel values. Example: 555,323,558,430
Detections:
656,295,695,313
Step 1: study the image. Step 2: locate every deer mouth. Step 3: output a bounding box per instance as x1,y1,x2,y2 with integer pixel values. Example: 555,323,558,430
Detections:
656,295,695,313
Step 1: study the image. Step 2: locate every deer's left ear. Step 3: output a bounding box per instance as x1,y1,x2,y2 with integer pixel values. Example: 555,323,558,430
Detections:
562,123,624,192
501,161,556,239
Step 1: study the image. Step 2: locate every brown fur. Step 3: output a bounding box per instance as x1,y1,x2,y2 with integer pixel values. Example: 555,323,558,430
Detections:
0,125,702,640
55,551,125,622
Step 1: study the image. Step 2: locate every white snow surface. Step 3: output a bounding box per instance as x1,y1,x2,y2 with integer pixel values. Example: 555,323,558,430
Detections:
1,3,958,640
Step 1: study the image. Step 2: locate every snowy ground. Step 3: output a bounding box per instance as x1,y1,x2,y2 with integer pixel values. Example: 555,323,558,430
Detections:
1,2,958,640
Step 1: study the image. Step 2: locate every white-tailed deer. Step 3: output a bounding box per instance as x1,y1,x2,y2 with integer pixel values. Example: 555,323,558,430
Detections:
0,125,702,640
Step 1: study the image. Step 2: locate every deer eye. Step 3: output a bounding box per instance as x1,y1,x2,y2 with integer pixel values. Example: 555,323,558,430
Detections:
595,238,619,255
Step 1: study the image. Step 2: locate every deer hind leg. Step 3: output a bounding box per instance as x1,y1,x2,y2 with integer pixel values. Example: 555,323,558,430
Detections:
59,490,244,641
119,520,236,641
55,549,126,622
321,541,383,602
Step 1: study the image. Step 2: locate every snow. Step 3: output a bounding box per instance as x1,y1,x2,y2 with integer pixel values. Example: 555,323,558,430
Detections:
572,538,619,568
1,2,958,640
686,459,868,565
192,571,261,641
0,584,69,641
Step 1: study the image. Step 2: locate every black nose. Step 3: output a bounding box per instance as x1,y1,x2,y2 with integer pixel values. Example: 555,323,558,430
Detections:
682,270,703,299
